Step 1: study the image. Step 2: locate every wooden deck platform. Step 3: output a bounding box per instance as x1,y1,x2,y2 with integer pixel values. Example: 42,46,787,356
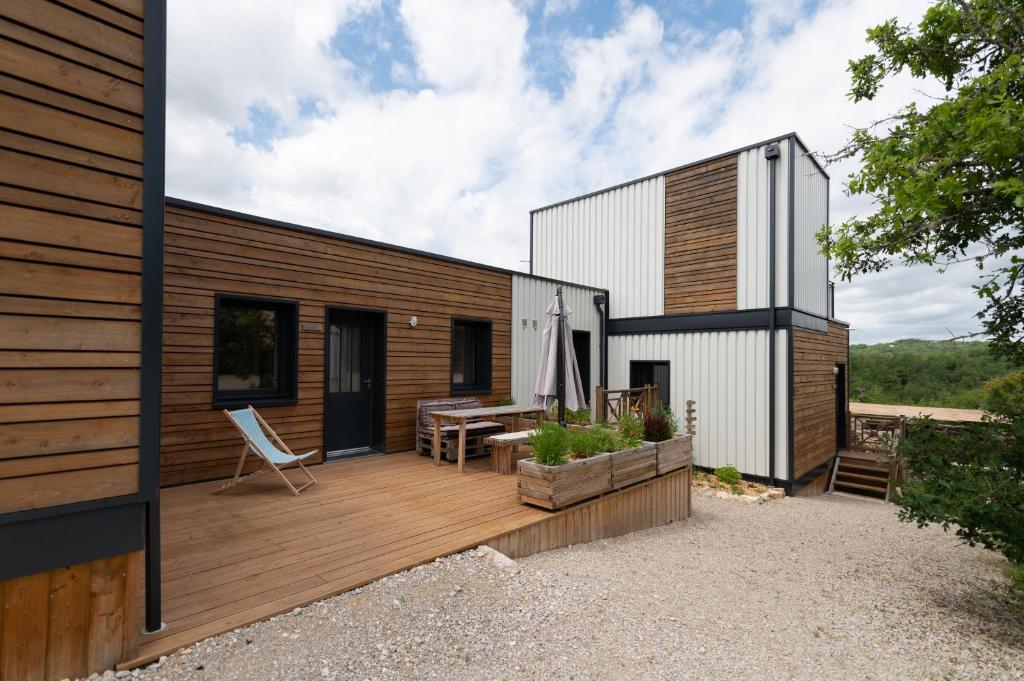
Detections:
850,401,987,423
130,452,547,667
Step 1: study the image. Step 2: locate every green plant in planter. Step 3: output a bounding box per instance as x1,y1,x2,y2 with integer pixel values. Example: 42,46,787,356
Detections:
715,465,741,484
617,413,645,449
567,406,592,426
529,422,569,466
568,426,620,459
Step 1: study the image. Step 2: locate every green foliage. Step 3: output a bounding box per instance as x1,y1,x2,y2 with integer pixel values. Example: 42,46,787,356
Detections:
617,413,645,449
1006,563,1024,612
714,465,741,485
850,339,1013,407
567,426,620,459
496,397,515,407
896,380,1024,567
729,482,744,496
822,0,1024,364
548,402,593,426
529,423,569,466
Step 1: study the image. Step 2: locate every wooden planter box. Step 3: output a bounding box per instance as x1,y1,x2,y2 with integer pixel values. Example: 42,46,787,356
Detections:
517,453,612,510
655,434,693,475
610,442,657,490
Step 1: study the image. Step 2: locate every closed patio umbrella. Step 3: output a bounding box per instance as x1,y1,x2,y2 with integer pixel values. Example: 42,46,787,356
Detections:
533,288,587,425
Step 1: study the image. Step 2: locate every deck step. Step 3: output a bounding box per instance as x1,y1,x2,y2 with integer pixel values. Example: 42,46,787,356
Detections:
841,461,890,475
836,471,887,485
833,479,887,498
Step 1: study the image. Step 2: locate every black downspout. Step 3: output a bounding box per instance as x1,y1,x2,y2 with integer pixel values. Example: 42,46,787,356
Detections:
556,287,566,426
141,0,167,634
593,292,608,390
765,142,780,489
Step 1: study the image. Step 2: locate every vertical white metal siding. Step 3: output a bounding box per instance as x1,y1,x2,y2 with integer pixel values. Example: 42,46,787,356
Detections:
531,176,665,319
737,139,790,309
792,141,829,317
511,275,603,408
608,330,770,477
774,328,790,480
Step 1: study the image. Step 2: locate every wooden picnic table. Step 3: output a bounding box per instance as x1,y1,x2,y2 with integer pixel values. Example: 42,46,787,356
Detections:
430,404,547,473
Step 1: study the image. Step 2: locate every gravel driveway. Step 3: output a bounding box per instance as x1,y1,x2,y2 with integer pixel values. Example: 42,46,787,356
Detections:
121,493,1024,680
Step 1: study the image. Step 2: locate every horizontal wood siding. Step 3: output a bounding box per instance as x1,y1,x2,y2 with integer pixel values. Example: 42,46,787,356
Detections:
0,551,142,681
161,204,512,485
0,0,144,511
793,321,849,478
663,155,738,313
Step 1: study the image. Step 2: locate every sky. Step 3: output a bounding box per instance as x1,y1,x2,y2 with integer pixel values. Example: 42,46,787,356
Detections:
165,0,987,345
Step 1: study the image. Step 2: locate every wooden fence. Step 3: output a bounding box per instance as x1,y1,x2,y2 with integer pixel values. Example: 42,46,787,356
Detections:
595,385,660,423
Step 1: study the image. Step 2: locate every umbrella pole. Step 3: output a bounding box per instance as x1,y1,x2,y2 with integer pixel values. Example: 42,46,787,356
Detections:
556,287,566,427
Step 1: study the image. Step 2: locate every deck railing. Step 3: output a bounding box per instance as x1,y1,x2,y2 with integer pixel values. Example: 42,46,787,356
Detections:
594,385,660,423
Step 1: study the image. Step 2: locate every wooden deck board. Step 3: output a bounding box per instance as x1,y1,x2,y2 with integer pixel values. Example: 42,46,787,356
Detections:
130,452,546,667
849,402,987,423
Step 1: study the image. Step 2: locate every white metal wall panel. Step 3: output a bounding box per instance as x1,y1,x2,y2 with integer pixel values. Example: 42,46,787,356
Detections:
608,330,770,477
792,141,829,316
774,328,790,480
511,275,603,408
531,176,665,319
736,139,790,309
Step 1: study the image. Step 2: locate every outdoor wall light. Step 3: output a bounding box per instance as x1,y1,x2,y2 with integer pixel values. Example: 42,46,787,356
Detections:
522,318,528,327
532,320,538,330
409,316,418,328
833,366,840,375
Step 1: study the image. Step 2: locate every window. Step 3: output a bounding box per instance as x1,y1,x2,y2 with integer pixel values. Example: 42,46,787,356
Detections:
214,295,298,406
630,361,670,406
451,318,492,394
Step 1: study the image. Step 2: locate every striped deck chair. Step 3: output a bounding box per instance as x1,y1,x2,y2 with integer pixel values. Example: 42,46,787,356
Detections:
217,407,318,495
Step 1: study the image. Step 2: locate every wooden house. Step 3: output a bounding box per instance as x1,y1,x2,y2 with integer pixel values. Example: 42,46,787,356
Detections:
0,1,843,678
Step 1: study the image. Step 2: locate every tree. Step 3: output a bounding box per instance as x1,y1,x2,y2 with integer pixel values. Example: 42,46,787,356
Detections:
820,0,1024,363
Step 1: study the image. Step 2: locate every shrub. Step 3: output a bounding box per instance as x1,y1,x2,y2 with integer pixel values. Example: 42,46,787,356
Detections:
652,402,679,435
729,482,743,495
617,413,645,449
567,406,592,426
643,412,673,442
529,423,569,466
896,373,1023,610
567,426,619,459
714,465,741,484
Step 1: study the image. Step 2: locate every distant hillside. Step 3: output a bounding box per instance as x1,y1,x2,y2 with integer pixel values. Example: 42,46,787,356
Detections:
849,339,1013,409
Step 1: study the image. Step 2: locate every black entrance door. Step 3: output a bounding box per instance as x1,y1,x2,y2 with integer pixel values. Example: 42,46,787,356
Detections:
630,360,670,406
835,363,847,451
325,309,382,455
572,330,591,404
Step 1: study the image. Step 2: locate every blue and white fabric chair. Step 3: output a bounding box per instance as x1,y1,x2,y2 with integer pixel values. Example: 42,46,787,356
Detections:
218,407,318,495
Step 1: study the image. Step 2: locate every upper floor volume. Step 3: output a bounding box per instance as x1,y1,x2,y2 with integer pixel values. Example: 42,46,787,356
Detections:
529,133,832,323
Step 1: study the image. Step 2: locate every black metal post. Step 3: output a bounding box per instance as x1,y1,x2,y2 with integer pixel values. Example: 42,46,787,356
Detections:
556,287,566,427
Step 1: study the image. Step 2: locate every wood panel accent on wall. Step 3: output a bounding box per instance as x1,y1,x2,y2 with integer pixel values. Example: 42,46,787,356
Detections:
663,155,738,314
160,202,512,485
0,0,145,512
0,551,142,681
793,321,849,478
487,467,691,559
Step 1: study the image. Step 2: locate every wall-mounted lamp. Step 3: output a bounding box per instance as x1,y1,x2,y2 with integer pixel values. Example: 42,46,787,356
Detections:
532,319,538,330
832,366,840,376
521,318,527,328
409,316,418,328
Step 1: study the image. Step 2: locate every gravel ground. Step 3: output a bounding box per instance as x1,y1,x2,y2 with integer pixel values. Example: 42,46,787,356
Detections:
112,493,1023,681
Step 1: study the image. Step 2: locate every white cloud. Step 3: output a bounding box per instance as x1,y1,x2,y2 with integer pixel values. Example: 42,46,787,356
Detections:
166,0,982,345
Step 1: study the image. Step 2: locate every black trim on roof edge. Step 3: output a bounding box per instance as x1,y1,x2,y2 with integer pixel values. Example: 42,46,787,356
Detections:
606,307,838,336
165,197,602,294
530,131,829,215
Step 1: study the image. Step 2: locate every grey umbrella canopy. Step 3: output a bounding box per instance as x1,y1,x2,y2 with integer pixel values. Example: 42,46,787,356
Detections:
533,289,587,422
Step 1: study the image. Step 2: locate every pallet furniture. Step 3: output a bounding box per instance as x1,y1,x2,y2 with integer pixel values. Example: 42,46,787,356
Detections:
415,398,504,462
430,404,548,473
486,430,537,474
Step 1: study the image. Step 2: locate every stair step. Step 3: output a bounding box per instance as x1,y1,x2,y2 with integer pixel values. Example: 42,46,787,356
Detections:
836,471,888,485
834,480,887,498
839,461,890,475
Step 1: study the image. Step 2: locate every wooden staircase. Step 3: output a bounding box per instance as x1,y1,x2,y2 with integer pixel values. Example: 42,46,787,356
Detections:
831,451,889,499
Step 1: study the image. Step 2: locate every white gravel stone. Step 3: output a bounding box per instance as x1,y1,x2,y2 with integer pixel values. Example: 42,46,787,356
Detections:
119,494,1024,680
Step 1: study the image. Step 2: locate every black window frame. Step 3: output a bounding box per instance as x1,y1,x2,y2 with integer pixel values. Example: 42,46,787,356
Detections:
629,360,671,406
213,293,299,408
450,317,493,395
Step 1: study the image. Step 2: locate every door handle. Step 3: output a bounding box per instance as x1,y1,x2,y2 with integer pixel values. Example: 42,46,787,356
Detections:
361,378,372,388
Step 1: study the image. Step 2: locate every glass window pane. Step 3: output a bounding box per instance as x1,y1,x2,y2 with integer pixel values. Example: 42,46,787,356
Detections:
218,303,278,391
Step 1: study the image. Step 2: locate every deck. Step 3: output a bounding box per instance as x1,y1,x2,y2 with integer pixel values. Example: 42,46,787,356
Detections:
131,452,547,667
849,401,987,423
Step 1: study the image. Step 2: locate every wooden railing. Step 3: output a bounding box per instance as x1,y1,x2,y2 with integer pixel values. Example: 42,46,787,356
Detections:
594,385,659,423
848,414,905,456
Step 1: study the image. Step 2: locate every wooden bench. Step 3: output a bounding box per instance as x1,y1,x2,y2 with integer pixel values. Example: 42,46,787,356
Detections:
486,430,537,474
415,398,505,462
